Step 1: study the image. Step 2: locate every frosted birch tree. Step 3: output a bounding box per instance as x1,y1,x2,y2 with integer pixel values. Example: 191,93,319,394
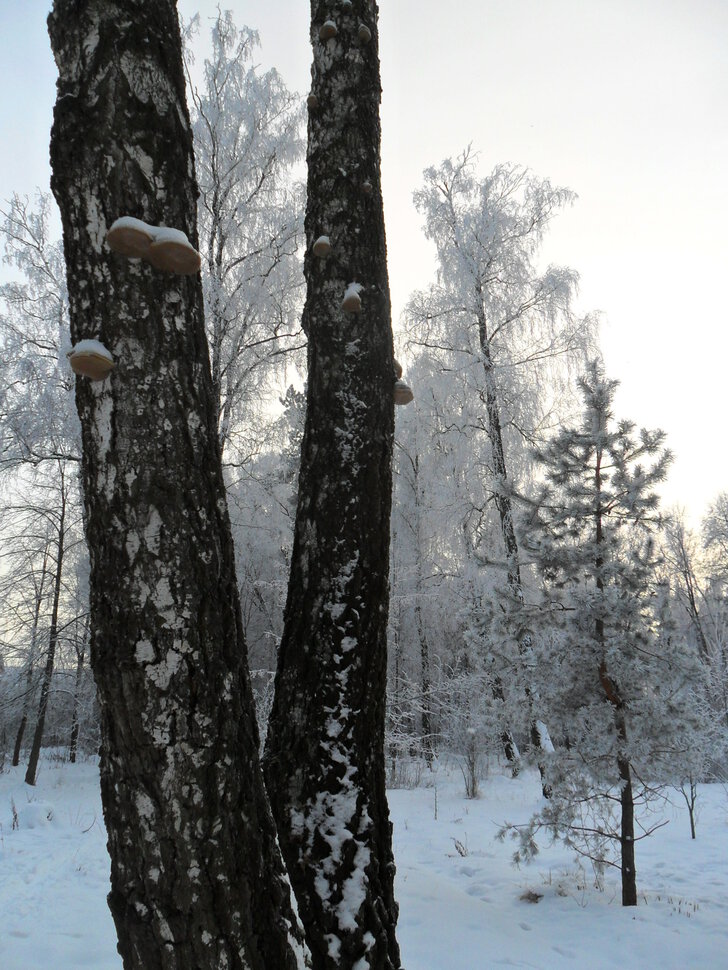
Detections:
47,2,309,967
405,150,596,773
185,10,306,464
264,3,401,967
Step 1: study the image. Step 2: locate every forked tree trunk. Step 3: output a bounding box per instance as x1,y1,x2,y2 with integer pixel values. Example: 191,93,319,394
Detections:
264,3,400,968
48,3,308,967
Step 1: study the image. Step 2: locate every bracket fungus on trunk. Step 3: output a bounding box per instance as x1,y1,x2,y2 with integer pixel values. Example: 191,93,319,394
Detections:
307,92,319,110
312,235,332,257
358,24,372,43
319,20,338,41
106,217,201,275
394,378,414,406
393,358,403,379
147,227,202,275
67,339,115,381
105,216,155,259
341,282,363,313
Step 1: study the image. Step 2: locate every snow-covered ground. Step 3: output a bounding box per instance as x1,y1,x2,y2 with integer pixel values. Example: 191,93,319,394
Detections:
1,756,726,969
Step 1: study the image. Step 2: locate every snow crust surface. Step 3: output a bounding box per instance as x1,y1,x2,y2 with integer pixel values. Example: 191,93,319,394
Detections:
1,759,727,969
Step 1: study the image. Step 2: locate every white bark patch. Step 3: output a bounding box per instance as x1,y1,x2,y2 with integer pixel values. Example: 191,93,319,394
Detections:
135,639,155,664
144,507,162,555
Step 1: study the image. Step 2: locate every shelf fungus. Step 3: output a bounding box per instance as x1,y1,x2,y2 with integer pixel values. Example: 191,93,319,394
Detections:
312,235,332,257
106,218,201,275
147,227,202,275
358,24,372,43
394,379,414,406
105,216,155,259
342,282,363,313
307,92,319,110
67,339,115,382
361,180,373,195
319,20,338,40
393,358,403,379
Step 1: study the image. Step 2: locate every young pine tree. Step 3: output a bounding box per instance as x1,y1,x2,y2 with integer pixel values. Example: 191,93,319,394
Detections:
502,362,702,906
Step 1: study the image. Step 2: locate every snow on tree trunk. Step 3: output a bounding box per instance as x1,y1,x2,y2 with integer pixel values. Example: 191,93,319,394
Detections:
47,3,309,967
264,3,401,968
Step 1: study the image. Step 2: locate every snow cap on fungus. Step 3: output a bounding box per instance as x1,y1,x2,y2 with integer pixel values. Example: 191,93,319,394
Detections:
68,339,115,382
342,282,363,313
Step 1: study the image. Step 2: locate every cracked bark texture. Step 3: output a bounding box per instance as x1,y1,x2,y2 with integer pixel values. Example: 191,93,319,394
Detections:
263,3,401,968
47,3,309,968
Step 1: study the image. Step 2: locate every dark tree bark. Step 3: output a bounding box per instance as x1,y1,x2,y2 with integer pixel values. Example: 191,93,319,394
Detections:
25,465,67,786
48,3,309,967
264,4,401,968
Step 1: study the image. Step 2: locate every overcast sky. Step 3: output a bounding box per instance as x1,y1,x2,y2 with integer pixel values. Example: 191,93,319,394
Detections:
2,0,727,524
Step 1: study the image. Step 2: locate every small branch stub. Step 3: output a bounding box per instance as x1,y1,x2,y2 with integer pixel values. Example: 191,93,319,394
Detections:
307,93,319,110
67,339,115,382
358,24,372,43
361,180,373,195
319,20,338,41
394,379,414,406
312,235,332,257
342,282,363,313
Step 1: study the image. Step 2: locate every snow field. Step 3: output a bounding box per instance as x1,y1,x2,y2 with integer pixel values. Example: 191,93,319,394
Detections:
1,758,727,969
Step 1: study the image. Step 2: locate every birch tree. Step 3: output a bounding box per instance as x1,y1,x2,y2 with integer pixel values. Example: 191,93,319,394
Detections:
405,151,595,773
47,2,308,966
186,10,306,464
264,3,401,967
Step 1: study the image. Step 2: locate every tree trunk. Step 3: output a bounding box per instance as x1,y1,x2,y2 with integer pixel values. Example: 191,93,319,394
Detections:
48,3,308,967
69,618,89,764
412,455,434,766
476,300,551,785
12,665,33,768
264,4,400,968
595,447,637,907
25,476,66,787
13,545,50,767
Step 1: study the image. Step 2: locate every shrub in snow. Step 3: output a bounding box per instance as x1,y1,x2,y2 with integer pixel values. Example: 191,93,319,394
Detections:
67,340,114,381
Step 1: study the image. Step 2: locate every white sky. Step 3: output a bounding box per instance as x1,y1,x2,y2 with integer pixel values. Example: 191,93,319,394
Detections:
2,0,727,525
